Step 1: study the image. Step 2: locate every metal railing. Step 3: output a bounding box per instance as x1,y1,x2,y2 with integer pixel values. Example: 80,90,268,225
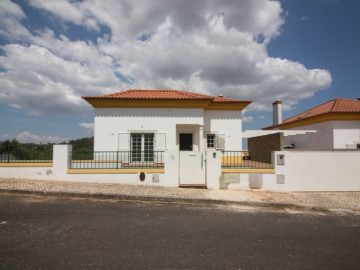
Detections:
70,151,165,169
221,151,273,169
0,145,53,163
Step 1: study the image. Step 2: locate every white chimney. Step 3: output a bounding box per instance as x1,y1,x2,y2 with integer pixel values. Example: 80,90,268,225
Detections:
272,99,282,125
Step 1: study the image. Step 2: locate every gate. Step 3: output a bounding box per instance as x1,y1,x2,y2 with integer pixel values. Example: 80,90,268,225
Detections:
179,151,206,186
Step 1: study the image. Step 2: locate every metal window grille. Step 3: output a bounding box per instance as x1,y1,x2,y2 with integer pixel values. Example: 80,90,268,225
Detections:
207,134,216,148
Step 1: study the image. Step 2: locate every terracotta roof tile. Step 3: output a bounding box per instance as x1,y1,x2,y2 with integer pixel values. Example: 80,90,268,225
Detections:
101,89,213,100
267,98,360,129
84,89,251,104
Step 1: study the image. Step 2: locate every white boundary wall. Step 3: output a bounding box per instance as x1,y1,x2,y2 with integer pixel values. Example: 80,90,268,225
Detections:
0,145,177,186
224,173,290,193
283,120,360,150
274,150,360,191
0,145,223,189
1,145,359,192
221,150,360,192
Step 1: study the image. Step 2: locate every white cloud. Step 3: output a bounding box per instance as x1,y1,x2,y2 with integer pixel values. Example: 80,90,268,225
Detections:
79,122,94,133
14,131,67,144
0,0,332,117
29,0,99,30
0,0,32,40
0,43,125,115
242,115,254,124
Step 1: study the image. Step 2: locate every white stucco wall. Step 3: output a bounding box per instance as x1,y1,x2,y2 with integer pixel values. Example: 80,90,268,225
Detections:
204,110,243,150
274,150,360,191
224,173,289,192
284,120,360,150
333,121,360,149
94,108,204,152
94,108,244,152
0,145,179,187
284,122,334,150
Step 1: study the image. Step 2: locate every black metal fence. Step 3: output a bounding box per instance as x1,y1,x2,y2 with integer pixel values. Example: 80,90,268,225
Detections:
0,145,53,163
221,151,273,169
70,151,165,169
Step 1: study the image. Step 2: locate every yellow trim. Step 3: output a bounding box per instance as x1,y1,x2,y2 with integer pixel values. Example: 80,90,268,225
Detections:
221,155,244,166
205,102,251,111
67,168,165,174
0,163,53,167
222,168,275,174
266,112,360,130
84,98,250,111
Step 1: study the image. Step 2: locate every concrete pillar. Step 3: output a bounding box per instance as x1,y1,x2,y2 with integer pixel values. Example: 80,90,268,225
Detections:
163,151,179,187
199,125,204,151
206,150,221,189
52,144,72,177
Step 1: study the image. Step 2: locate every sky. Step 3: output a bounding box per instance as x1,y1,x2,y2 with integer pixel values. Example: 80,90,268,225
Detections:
0,0,359,143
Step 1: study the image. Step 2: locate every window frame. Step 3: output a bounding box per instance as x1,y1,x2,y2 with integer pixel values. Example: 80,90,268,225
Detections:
130,133,154,163
206,133,216,149
205,132,225,150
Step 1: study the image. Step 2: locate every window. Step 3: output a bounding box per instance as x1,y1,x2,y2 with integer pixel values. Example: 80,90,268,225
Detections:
131,133,154,162
206,133,225,150
207,134,216,148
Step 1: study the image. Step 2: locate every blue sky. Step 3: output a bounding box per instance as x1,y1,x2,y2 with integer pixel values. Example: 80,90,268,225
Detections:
0,0,358,143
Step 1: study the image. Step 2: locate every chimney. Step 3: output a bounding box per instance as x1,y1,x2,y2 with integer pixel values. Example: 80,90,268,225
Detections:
272,99,282,125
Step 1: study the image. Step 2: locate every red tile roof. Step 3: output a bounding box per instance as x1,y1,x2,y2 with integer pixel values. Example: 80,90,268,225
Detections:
99,89,214,100
84,89,251,103
266,98,360,129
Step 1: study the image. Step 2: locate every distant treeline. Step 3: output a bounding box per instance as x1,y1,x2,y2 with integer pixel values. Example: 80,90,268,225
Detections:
0,137,94,160
67,137,94,159
0,139,53,161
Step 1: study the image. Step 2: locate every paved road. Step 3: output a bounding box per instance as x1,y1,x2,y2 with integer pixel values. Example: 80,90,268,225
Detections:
1,193,359,269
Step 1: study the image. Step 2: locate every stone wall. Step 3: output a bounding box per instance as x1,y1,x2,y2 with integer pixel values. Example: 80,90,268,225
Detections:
248,132,284,163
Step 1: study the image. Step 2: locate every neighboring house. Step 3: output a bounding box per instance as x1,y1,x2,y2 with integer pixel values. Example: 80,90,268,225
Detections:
83,89,251,157
265,98,360,150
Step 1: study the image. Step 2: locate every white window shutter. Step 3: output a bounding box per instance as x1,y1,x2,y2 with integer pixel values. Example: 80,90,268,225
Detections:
216,134,225,150
118,133,130,150
155,133,166,150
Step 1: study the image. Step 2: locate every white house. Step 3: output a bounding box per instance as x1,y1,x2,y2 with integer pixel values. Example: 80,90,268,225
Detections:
2,92,359,191
83,89,251,154
265,98,360,150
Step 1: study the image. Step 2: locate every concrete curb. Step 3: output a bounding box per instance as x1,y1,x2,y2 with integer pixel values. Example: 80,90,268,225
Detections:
0,188,329,213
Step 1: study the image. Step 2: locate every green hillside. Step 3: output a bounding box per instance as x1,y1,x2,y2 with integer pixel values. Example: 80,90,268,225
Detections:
0,137,94,160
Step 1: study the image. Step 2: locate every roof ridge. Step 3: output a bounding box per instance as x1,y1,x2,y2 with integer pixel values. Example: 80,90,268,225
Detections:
125,89,212,97
330,98,341,112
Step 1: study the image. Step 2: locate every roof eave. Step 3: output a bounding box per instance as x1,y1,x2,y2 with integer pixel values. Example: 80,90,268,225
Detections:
206,101,252,111
82,97,213,108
